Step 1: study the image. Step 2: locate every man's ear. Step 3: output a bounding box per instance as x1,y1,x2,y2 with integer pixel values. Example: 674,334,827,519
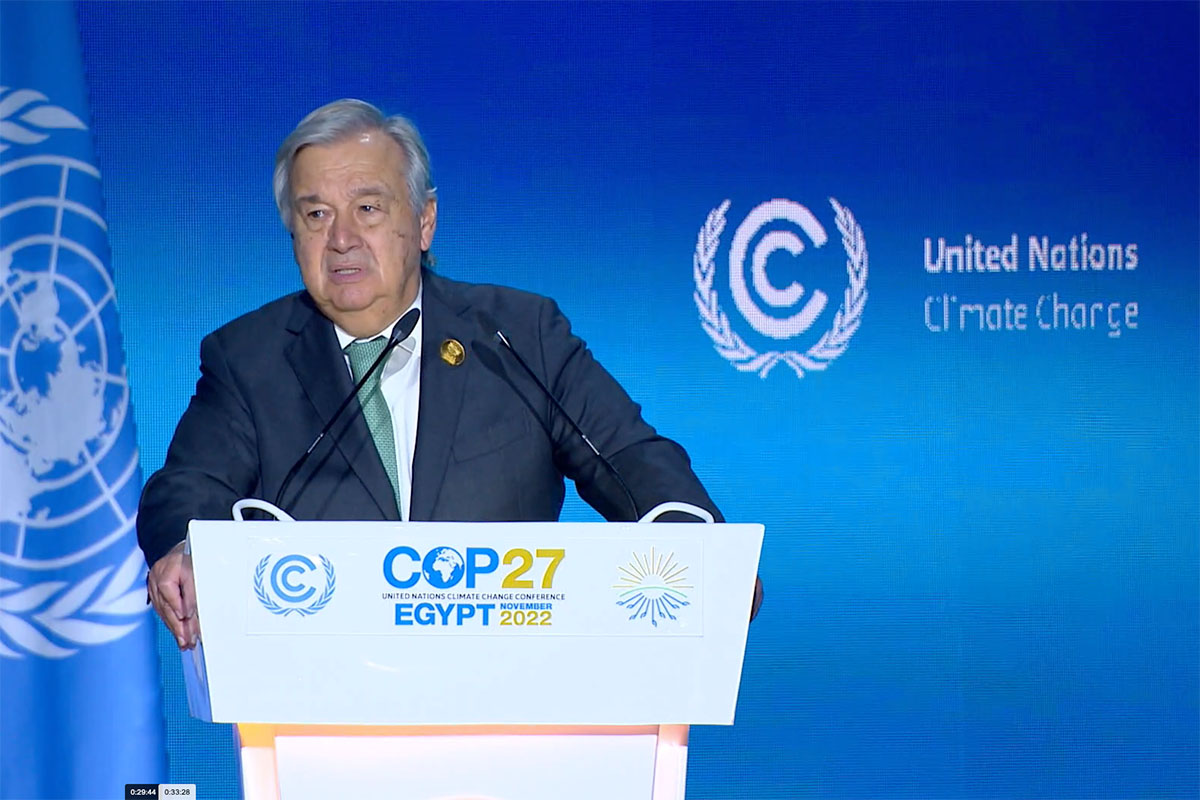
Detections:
420,199,437,251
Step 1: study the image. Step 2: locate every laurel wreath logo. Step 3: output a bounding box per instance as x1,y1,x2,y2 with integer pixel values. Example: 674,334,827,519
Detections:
0,87,86,153
693,198,868,379
0,86,146,661
0,545,151,659
253,554,336,617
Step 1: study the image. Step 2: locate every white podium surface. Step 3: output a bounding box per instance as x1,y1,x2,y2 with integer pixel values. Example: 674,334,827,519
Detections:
184,519,761,800
186,521,763,727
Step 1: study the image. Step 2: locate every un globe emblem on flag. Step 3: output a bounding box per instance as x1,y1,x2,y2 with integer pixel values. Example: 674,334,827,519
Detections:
0,90,149,659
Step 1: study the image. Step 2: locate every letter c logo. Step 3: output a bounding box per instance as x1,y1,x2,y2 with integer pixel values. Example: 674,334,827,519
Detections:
729,199,829,340
270,554,317,602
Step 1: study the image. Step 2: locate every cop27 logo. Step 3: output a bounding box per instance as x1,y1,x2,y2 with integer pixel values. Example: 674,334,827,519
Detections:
694,198,868,379
382,546,565,590
254,554,336,616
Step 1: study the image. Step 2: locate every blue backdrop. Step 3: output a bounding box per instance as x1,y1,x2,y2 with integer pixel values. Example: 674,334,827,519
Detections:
74,2,1197,798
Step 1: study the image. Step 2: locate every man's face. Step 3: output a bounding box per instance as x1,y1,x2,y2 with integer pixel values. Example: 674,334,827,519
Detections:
289,130,436,337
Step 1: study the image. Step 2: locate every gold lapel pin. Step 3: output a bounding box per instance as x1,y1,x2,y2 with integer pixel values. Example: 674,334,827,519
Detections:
440,338,466,366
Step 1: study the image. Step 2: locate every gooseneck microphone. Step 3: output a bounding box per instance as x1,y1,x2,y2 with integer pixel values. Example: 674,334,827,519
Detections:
273,307,420,511
475,312,640,522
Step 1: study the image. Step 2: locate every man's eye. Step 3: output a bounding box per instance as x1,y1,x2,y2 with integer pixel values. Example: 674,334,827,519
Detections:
360,204,378,213
306,209,326,220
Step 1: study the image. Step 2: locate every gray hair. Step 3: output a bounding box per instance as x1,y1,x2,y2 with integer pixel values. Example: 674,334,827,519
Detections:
273,99,437,264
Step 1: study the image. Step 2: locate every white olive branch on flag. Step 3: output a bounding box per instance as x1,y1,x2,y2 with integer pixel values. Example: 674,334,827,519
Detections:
0,86,86,153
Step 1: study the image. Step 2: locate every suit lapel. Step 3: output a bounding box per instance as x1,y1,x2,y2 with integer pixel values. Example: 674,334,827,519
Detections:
284,293,399,520
409,273,473,520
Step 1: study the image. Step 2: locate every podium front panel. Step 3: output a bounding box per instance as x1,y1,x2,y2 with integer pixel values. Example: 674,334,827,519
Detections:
186,521,763,726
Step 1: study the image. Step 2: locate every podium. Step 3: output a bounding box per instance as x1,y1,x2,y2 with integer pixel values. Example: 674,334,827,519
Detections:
184,517,763,800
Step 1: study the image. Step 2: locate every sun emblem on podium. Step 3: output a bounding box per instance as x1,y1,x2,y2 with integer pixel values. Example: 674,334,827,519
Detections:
613,548,692,628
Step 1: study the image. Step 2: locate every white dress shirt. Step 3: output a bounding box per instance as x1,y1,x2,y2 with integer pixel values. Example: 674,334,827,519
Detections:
333,286,422,521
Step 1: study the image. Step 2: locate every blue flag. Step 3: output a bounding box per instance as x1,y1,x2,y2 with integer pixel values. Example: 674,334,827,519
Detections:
0,2,168,797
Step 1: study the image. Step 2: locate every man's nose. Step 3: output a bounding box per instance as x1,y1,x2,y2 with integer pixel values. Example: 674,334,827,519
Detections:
327,212,361,252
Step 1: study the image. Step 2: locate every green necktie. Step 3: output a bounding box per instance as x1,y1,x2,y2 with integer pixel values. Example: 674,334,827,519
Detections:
345,337,401,509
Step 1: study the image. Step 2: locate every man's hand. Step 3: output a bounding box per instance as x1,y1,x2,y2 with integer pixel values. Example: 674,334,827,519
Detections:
146,540,199,649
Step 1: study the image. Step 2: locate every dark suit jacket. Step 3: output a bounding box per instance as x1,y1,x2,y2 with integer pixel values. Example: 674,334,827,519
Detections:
138,271,722,567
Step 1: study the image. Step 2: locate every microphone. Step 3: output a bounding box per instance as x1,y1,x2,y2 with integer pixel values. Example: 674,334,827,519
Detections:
474,312,640,522
273,307,420,511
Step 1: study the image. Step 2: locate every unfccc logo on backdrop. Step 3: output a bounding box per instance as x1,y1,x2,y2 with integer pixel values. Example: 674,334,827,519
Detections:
253,553,336,616
693,198,868,379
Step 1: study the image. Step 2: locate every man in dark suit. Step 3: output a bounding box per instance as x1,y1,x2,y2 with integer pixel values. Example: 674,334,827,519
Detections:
139,99,740,650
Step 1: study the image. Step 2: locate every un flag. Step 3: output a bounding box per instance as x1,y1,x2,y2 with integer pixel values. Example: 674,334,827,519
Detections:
0,3,168,797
